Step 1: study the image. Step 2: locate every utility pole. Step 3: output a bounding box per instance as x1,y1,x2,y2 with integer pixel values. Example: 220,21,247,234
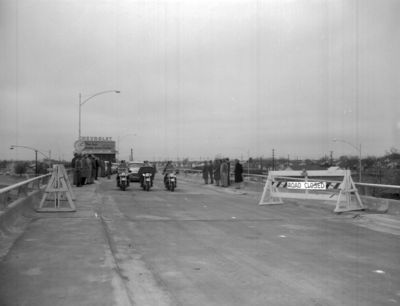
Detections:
272,149,275,171
35,150,38,176
330,151,333,166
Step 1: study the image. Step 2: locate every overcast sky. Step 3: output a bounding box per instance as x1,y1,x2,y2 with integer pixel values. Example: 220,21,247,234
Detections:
1,0,399,162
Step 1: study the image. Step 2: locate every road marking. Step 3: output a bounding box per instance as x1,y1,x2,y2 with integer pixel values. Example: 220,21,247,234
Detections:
373,270,385,274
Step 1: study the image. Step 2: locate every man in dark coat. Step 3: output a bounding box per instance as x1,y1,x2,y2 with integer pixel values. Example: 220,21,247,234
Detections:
81,154,90,185
75,154,82,187
214,159,221,186
107,160,112,179
95,157,100,180
208,160,214,184
202,161,209,184
71,153,78,186
234,159,244,189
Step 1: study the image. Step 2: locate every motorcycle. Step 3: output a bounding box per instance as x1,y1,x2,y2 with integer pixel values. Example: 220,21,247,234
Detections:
117,169,130,191
165,172,177,192
141,172,153,191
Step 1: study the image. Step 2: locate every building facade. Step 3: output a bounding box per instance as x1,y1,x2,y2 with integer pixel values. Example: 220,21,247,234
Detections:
74,136,117,162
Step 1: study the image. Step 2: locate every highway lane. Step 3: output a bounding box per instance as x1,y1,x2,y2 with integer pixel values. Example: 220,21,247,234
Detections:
95,174,400,306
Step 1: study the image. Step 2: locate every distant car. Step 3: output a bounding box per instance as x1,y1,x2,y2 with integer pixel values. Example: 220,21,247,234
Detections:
128,162,145,182
111,163,119,174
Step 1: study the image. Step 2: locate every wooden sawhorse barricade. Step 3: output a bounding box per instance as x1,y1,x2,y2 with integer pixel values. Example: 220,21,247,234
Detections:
37,164,76,212
259,169,364,213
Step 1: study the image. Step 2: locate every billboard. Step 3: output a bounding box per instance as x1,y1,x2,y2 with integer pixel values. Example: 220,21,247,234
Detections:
74,137,116,154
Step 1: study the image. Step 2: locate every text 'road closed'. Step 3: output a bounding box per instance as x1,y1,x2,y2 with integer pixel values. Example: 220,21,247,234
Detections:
287,182,326,190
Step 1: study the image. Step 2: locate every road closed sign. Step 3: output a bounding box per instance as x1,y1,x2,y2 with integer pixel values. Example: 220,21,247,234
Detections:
287,182,326,190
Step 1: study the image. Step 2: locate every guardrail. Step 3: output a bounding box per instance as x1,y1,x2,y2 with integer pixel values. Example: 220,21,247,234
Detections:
181,168,265,180
0,174,51,211
180,168,400,198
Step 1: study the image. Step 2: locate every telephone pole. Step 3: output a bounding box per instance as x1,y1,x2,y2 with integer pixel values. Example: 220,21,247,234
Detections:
272,149,275,171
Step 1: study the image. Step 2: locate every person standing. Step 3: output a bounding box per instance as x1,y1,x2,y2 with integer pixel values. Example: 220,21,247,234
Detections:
75,154,82,187
85,155,93,184
94,156,99,180
100,159,105,177
214,159,221,186
87,154,93,184
234,159,244,189
227,158,231,186
81,154,90,185
202,161,209,184
220,159,228,187
208,160,214,184
71,153,78,186
89,155,95,182
107,160,112,179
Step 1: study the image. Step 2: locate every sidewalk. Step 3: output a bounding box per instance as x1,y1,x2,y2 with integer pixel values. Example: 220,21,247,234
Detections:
0,183,129,306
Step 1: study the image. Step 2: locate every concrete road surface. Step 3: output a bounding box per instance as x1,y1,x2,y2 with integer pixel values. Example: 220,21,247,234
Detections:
1,174,399,306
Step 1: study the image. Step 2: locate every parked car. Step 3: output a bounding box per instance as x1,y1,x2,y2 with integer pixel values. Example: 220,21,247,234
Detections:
111,163,119,174
128,162,145,182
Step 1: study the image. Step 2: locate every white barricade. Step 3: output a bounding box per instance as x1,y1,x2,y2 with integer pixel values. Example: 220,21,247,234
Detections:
259,169,364,213
37,164,76,212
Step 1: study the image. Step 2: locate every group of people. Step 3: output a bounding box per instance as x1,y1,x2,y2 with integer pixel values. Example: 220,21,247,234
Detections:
71,153,109,187
71,153,245,189
202,158,243,188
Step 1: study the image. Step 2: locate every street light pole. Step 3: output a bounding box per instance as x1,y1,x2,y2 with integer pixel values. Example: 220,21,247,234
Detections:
332,138,362,182
35,150,38,176
79,92,82,140
358,143,362,182
79,90,120,139
10,145,50,176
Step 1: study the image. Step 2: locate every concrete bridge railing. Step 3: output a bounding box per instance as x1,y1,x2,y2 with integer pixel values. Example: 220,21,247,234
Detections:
0,174,52,211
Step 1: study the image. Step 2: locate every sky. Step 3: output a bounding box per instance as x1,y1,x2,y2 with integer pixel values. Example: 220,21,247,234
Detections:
1,0,399,162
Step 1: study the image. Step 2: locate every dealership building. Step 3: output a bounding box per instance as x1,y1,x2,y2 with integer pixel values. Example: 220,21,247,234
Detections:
74,136,117,162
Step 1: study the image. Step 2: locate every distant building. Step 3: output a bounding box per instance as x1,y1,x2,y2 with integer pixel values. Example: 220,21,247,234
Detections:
74,136,117,161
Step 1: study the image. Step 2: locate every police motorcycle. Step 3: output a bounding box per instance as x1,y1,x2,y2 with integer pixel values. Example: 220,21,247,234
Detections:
138,164,155,192
163,161,177,192
164,172,177,192
116,161,130,191
141,173,152,191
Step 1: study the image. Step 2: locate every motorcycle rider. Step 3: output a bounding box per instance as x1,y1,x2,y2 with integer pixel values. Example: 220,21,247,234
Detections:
116,160,130,187
138,160,156,188
162,161,176,187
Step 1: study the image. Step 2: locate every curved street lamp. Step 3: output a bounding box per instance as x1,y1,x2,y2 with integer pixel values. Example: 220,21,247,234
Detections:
79,90,120,139
10,145,50,176
332,138,362,182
